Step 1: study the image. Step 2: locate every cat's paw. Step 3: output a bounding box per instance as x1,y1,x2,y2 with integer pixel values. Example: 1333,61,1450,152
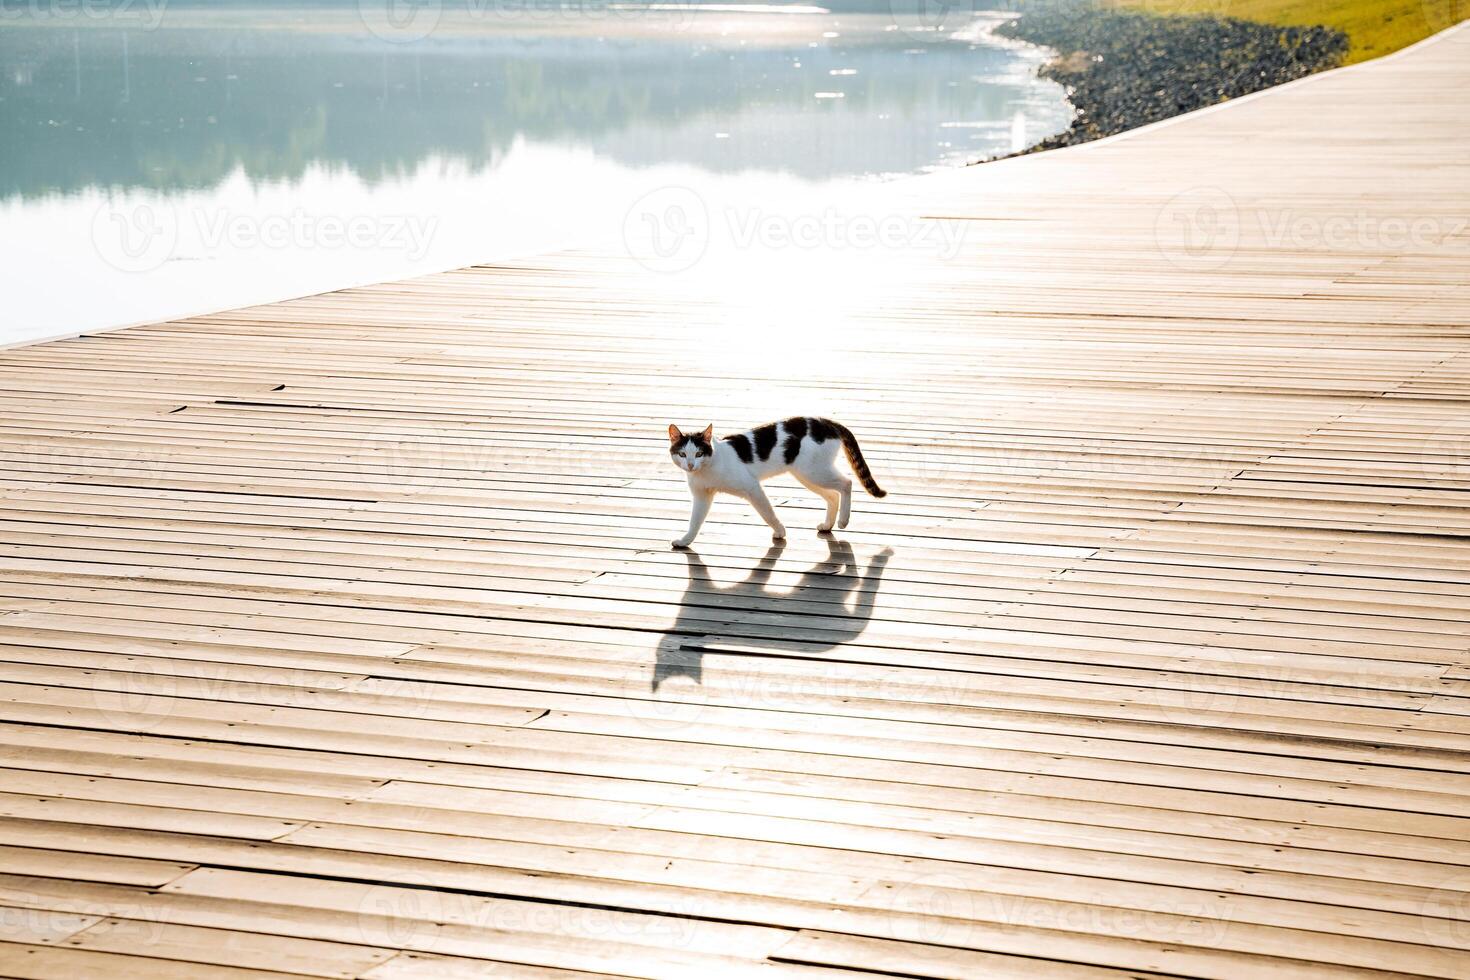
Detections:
671,539,693,550
816,523,834,534
770,528,786,542
836,516,850,530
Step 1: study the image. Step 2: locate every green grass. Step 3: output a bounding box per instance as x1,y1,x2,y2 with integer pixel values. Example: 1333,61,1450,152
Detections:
1109,0,1467,62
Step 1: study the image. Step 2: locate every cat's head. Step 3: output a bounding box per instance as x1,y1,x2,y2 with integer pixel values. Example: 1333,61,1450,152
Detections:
668,423,714,473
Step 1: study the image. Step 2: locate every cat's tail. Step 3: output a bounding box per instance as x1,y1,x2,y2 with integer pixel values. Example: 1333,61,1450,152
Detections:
830,420,887,498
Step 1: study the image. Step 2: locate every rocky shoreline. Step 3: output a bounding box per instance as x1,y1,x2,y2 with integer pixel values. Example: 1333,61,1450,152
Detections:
992,2,1349,156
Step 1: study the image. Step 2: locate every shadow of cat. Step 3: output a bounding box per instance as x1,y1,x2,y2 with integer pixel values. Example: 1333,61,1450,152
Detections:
653,536,893,691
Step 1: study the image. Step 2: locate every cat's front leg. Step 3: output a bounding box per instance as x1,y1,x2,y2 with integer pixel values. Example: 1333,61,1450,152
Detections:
741,483,786,542
673,488,714,549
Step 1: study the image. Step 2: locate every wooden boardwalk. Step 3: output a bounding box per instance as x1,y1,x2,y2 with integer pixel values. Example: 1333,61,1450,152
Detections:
1,22,1469,980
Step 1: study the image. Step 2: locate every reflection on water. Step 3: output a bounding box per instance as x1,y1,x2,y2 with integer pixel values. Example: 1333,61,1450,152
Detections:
0,4,1071,343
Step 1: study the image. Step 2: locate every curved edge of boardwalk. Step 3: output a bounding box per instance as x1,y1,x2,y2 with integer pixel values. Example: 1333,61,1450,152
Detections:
0,20,1468,980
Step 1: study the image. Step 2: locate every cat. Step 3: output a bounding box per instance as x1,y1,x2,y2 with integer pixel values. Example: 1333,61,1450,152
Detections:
667,416,886,548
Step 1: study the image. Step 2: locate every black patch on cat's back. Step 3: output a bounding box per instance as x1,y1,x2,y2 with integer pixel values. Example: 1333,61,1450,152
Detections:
781,416,807,464
725,432,754,463
752,423,779,461
808,416,838,442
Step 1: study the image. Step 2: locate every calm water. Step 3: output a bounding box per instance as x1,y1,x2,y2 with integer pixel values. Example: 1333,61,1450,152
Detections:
0,3,1070,344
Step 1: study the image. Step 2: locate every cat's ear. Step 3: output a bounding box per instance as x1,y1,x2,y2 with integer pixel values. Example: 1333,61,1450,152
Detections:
700,424,714,442
668,424,683,443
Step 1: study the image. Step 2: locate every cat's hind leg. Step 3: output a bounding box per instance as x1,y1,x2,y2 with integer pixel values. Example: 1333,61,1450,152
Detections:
795,473,842,533
799,466,852,532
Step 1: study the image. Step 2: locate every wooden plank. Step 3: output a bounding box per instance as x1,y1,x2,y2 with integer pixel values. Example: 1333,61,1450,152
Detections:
362,951,638,979
0,844,193,887
0,941,302,979
60,920,397,979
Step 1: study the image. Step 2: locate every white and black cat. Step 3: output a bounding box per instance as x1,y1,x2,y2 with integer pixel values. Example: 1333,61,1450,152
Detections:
667,416,886,548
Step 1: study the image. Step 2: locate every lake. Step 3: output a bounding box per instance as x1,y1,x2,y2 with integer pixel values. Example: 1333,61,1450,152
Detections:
0,2,1071,346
